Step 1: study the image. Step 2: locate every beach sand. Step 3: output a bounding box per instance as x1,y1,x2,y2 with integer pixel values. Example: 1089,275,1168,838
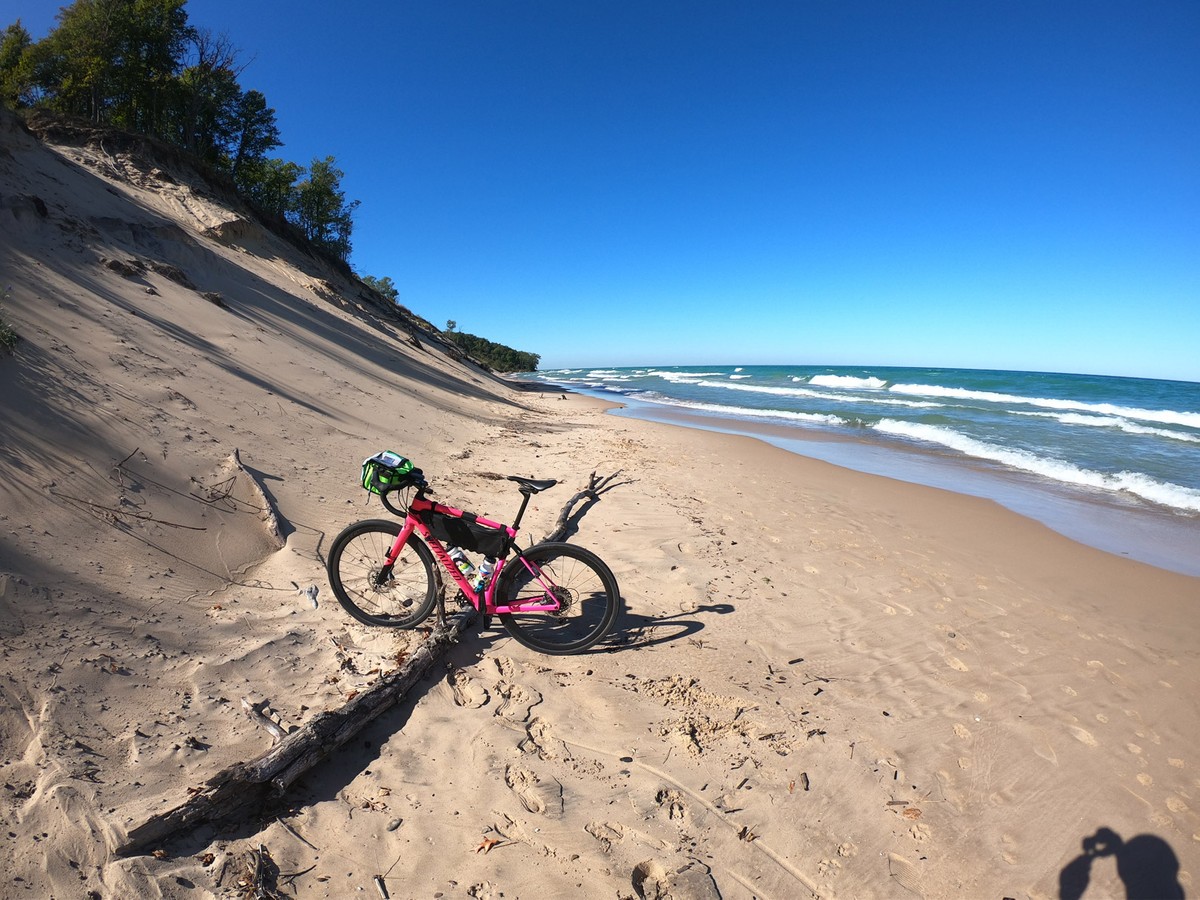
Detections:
2,107,1198,899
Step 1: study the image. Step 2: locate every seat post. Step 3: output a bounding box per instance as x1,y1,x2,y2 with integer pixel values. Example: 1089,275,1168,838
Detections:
510,489,533,532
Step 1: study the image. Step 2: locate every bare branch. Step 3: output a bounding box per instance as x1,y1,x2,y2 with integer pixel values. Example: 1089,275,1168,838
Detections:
541,470,631,543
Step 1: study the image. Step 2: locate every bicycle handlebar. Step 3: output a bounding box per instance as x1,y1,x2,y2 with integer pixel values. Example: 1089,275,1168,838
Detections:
379,489,408,516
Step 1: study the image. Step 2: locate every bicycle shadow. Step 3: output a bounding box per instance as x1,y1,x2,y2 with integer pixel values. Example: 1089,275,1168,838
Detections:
597,602,735,652
440,600,736,658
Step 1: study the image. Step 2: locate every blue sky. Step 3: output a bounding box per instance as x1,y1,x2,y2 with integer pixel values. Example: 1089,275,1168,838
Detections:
15,1,1200,380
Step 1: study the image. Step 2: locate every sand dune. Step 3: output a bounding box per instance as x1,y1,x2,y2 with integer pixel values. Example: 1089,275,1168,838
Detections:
2,107,1197,898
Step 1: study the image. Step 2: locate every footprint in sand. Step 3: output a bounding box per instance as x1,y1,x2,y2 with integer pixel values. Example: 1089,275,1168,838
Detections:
1033,742,1057,764
1068,725,1098,747
1000,832,1019,865
887,852,926,897
953,723,971,740
520,717,570,761
945,656,969,672
655,788,687,822
504,764,563,817
632,860,671,899
449,668,489,708
585,821,626,852
493,681,542,721
817,858,842,879
632,859,720,900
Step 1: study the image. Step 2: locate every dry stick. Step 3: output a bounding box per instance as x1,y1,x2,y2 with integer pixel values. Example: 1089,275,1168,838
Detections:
117,607,477,856
230,448,285,549
242,698,286,743
275,817,318,851
114,447,140,470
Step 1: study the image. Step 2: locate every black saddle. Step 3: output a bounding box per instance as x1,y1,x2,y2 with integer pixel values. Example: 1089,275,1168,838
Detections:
507,475,558,494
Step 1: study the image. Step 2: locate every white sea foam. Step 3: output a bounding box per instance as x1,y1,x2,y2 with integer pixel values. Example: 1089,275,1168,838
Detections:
699,380,825,398
730,374,752,380
584,370,637,381
809,374,888,390
1015,411,1200,443
874,420,1200,513
640,395,848,426
696,379,940,408
647,370,726,382
889,383,1200,429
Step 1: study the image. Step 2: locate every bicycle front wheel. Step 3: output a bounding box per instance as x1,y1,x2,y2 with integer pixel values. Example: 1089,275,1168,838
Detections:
327,519,437,627
496,542,620,655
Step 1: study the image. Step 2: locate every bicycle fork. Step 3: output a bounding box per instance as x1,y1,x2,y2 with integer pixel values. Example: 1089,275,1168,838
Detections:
379,522,418,587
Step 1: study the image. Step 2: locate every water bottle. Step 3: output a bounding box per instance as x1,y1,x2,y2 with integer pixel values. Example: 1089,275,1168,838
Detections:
473,557,496,592
447,546,474,580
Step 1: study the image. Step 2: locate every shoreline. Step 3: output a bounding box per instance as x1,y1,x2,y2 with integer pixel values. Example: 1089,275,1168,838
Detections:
525,379,1200,578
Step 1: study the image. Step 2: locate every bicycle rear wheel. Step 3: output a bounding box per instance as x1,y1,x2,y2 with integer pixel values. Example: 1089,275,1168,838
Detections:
496,542,620,655
327,519,437,627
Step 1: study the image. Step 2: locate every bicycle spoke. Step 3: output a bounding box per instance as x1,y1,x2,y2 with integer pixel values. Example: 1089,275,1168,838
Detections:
498,543,619,654
327,520,437,627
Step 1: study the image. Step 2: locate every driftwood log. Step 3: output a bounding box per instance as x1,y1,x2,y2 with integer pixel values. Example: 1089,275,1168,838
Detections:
118,608,476,856
119,471,624,856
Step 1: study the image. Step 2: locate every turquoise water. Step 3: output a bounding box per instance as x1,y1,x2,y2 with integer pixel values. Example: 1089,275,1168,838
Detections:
523,365,1200,575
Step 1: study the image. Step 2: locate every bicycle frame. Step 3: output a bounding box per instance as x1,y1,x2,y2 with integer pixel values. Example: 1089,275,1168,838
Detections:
383,493,561,615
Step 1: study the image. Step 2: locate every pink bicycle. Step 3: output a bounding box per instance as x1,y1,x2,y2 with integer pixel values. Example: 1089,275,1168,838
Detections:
326,452,620,655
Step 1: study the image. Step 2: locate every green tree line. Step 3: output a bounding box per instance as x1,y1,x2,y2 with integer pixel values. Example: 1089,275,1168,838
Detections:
445,326,540,373
0,1,358,261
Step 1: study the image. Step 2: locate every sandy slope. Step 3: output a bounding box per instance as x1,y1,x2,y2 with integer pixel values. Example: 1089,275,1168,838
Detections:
2,108,1198,900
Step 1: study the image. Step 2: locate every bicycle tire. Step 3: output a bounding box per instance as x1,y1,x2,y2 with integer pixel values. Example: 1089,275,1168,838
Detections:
327,519,437,627
496,542,620,655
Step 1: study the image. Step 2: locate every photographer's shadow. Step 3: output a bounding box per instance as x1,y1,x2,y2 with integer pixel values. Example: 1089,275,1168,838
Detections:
1060,827,1183,899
